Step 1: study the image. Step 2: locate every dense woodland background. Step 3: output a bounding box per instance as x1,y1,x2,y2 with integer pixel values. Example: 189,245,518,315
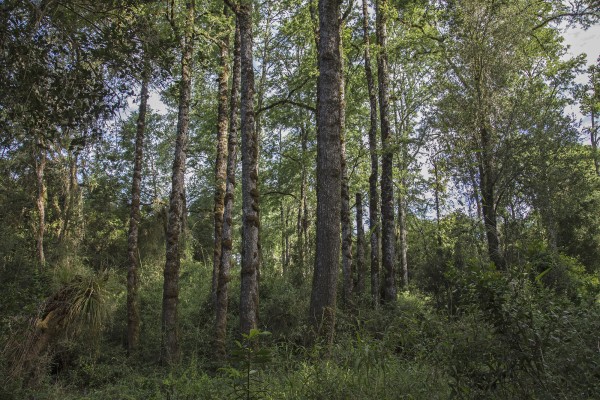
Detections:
1,0,600,398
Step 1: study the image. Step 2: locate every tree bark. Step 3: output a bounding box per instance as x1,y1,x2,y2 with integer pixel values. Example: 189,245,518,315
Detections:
35,137,47,269
397,185,408,289
238,1,260,335
161,0,194,365
591,68,599,176
58,148,78,244
295,123,309,274
340,32,353,308
212,10,230,307
376,0,396,303
216,20,240,358
478,125,505,270
362,0,380,306
355,193,366,295
127,70,149,355
309,0,342,342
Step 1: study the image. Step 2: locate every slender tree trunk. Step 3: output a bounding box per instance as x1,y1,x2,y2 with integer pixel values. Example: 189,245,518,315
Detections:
238,1,260,335
35,137,47,269
127,70,149,355
216,20,241,358
362,0,380,306
591,68,599,176
309,0,342,342
376,0,396,303
58,146,77,244
478,125,504,270
433,158,443,251
161,0,194,365
295,124,309,273
355,193,366,295
393,104,409,290
340,32,353,308
212,10,231,307
398,185,408,289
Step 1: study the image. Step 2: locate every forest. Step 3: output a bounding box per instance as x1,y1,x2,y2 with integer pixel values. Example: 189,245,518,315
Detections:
1,0,599,398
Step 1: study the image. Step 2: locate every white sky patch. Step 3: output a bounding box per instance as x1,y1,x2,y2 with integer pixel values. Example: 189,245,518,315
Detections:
563,24,600,69
561,24,599,132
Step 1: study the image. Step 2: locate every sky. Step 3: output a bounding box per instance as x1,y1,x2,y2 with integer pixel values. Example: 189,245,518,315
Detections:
563,24,600,69
562,23,600,129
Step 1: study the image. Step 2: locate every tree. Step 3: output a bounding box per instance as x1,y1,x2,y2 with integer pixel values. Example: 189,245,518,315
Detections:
361,0,381,306
225,0,260,335
162,0,196,365
340,21,353,308
355,192,367,295
212,6,231,307
376,0,396,302
126,65,149,354
309,0,342,341
216,18,241,358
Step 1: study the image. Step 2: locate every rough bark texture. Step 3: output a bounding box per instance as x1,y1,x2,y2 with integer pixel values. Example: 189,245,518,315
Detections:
238,1,259,335
340,33,353,308
478,125,504,270
355,193,366,295
127,72,148,354
398,187,408,288
295,124,309,274
362,0,380,306
212,15,230,307
591,68,599,176
35,137,46,269
216,21,240,358
60,149,79,243
376,0,396,303
309,0,342,341
161,0,194,365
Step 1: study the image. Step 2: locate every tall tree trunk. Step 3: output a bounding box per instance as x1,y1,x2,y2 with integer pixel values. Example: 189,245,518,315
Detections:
127,70,149,355
238,1,260,335
340,32,353,308
376,0,396,303
478,125,504,270
212,10,231,307
355,193,366,295
309,0,342,342
398,185,408,289
216,20,240,358
58,149,79,244
362,0,380,306
161,0,194,365
591,68,599,176
35,137,47,269
295,123,309,273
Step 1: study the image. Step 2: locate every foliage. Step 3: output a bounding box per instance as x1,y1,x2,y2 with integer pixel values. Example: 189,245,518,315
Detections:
220,329,273,400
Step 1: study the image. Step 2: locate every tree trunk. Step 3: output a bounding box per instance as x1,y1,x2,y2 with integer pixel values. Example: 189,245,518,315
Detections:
216,20,240,358
161,0,194,365
591,68,599,176
295,124,309,274
355,193,366,295
362,0,380,306
127,70,149,355
478,125,504,270
35,137,47,269
309,0,342,342
340,32,353,308
398,186,408,289
376,0,396,303
238,1,260,335
58,147,79,244
212,11,230,307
